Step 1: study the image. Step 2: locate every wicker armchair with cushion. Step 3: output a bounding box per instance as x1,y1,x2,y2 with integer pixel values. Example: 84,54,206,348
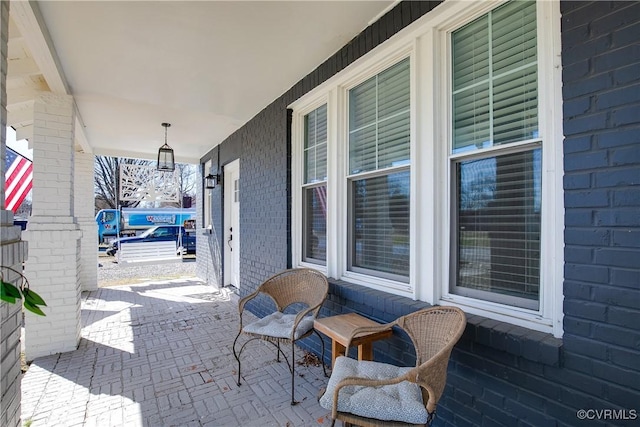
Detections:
232,268,329,405
319,306,466,426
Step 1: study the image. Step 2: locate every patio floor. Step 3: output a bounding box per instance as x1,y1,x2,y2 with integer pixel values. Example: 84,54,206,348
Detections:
21,278,333,426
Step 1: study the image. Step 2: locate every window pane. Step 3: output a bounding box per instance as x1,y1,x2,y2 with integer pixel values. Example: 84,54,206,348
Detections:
453,84,490,152
452,15,489,91
378,59,410,120
303,185,327,264
349,58,410,174
493,65,538,145
452,0,538,153
316,141,327,182
304,104,327,183
305,147,316,183
492,0,537,76
349,79,377,130
351,170,410,279
454,148,541,308
379,111,410,168
349,125,377,174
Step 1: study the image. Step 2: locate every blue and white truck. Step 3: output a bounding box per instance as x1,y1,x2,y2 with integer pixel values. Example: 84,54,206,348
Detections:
96,207,196,242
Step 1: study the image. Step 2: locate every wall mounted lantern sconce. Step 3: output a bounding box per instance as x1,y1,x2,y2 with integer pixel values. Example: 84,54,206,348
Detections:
205,145,222,189
157,122,175,172
204,173,219,189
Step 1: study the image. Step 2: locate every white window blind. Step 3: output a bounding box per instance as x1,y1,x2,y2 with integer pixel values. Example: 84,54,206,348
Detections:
453,149,541,308
452,0,538,153
349,58,410,174
304,104,327,183
351,171,410,279
303,104,328,264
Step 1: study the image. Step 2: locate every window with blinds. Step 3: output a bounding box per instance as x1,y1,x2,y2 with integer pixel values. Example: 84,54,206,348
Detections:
302,105,327,264
450,0,541,309
348,58,410,280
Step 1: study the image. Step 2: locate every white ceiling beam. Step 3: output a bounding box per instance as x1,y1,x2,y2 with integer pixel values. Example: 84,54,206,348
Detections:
74,116,92,154
10,0,91,152
7,56,40,77
9,1,68,93
7,85,47,105
15,124,33,142
94,146,199,165
7,105,34,127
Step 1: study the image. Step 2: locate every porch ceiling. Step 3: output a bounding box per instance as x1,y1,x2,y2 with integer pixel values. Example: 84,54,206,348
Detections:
6,0,395,163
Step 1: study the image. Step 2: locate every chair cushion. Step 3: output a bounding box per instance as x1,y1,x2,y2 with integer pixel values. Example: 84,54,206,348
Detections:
319,356,428,425
243,312,314,340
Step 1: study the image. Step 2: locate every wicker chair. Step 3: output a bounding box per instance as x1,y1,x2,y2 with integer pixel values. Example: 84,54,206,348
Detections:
319,306,466,426
232,268,329,405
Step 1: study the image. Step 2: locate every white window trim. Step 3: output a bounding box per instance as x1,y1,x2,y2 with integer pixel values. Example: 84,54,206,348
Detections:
292,95,330,277
435,0,564,337
338,47,415,295
290,0,564,338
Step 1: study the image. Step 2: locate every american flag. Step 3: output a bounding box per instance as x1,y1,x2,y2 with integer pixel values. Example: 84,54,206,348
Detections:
4,146,33,212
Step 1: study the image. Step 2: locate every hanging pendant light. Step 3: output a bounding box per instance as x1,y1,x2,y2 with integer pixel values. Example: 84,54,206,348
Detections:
157,122,175,172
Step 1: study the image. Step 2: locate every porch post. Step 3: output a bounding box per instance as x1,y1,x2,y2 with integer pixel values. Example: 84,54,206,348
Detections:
1,1,28,425
74,151,98,291
23,93,82,360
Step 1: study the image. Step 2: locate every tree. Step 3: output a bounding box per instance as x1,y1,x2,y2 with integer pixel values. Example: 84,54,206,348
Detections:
94,156,150,212
14,196,32,218
174,163,197,208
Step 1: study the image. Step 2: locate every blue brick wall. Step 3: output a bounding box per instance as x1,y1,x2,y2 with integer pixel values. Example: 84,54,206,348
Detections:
203,1,640,425
559,0,640,423
203,99,291,303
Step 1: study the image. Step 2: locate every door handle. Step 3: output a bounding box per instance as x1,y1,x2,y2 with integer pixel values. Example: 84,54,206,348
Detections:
227,227,233,251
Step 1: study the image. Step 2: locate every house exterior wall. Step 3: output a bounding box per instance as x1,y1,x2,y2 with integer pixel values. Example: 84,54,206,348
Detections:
0,213,27,427
0,1,27,426
198,1,639,425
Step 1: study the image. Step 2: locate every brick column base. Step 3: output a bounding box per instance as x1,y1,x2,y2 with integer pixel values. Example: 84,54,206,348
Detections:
23,217,81,360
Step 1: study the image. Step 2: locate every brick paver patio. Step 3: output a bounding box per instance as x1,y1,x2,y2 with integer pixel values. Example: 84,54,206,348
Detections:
21,278,333,426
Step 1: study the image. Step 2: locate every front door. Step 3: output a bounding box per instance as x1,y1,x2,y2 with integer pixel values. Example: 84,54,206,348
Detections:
224,160,240,288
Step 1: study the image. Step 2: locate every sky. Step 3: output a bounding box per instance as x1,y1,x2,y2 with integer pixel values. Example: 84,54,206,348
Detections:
5,126,32,160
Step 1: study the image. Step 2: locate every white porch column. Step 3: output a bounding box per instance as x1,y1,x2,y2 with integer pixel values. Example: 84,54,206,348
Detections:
23,93,82,360
74,151,97,291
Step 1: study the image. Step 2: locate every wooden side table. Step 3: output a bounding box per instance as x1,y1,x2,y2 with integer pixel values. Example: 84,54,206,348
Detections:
314,313,393,368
